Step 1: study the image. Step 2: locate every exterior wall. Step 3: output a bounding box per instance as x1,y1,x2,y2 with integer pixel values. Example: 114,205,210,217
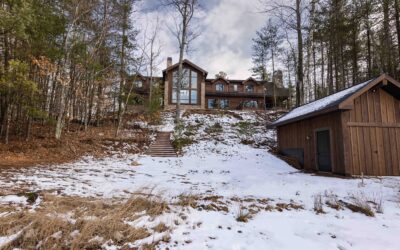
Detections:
341,87,400,176
205,80,266,110
277,111,345,175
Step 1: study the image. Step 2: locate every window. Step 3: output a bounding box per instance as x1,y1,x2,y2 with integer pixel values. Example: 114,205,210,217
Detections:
245,85,254,93
233,84,238,92
134,80,143,88
220,99,229,109
172,69,198,105
216,82,224,92
243,100,258,108
208,99,229,109
208,99,216,109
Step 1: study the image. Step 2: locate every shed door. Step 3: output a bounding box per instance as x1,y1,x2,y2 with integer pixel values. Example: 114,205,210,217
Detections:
316,130,332,172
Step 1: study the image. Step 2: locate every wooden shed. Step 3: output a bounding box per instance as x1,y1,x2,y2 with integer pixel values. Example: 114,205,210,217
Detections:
269,74,400,176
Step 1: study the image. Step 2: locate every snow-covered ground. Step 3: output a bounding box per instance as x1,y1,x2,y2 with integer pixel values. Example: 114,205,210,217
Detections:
1,111,400,250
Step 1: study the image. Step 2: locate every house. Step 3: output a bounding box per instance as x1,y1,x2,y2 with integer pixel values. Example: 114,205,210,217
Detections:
130,58,290,110
269,74,400,176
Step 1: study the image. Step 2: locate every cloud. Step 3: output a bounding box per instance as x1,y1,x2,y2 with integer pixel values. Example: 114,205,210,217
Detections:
137,0,268,79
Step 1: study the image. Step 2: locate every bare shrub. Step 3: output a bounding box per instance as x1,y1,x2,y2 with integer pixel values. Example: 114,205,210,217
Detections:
313,193,324,214
370,193,384,214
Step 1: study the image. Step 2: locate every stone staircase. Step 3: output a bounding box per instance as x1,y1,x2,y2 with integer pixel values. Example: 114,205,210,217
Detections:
146,132,177,157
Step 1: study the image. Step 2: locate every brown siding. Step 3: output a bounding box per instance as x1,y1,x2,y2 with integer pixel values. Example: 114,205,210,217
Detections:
277,111,345,174
342,87,400,176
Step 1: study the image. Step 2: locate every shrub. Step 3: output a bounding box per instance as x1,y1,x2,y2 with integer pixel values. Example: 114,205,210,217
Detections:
204,123,223,134
171,137,193,151
234,121,253,137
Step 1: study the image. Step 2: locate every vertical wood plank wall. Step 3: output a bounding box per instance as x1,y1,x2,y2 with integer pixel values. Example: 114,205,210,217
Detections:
277,111,345,174
342,87,400,176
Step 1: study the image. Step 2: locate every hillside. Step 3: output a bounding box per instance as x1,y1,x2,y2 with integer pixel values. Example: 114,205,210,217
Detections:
0,111,399,250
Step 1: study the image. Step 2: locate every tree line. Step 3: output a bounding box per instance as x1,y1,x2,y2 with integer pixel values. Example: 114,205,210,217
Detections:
252,0,400,106
0,0,166,144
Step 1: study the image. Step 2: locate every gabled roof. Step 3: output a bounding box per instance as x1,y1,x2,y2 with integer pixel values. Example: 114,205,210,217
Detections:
270,74,400,127
162,59,208,76
243,77,259,84
211,77,230,84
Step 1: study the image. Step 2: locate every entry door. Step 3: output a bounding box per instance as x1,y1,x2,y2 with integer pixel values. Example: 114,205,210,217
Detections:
316,130,332,172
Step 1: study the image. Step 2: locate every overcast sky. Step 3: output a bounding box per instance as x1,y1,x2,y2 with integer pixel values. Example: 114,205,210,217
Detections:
136,0,269,79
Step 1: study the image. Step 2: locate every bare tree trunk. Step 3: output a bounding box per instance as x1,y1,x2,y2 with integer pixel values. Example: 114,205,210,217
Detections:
272,50,276,107
116,3,128,137
55,85,65,140
296,0,303,106
395,0,400,64
176,8,188,123
3,105,10,144
382,0,393,75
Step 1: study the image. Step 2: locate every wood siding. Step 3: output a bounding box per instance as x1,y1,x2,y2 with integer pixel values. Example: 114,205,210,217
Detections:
342,87,400,176
277,111,345,174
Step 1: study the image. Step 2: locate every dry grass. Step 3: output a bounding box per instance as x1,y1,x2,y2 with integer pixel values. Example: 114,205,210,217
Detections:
176,194,200,208
324,192,342,210
313,194,325,214
175,194,229,212
345,193,375,217
236,206,252,223
153,223,169,233
0,193,169,249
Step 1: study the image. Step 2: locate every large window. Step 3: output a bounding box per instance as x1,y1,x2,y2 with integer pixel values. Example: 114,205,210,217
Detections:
243,100,258,108
245,84,254,93
172,69,198,104
208,99,229,109
216,82,224,92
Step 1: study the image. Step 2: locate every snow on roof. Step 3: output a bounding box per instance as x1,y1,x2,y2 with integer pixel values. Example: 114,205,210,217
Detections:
272,78,376,126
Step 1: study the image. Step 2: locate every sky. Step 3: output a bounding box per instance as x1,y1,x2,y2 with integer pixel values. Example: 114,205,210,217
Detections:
136,0,270,79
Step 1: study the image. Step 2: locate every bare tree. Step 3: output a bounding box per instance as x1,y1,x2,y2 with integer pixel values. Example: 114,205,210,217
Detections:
165,0,200,123
263,0,308,106
144,17,162,103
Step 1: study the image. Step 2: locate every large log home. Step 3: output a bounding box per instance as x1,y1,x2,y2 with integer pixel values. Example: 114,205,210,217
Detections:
130,58,290,110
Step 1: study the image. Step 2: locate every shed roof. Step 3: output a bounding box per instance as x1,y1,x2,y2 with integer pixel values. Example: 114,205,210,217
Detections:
270,74,400,127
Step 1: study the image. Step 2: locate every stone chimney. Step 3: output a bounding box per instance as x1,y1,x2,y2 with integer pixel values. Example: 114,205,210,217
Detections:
273,70,283,88
167,57,173,68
